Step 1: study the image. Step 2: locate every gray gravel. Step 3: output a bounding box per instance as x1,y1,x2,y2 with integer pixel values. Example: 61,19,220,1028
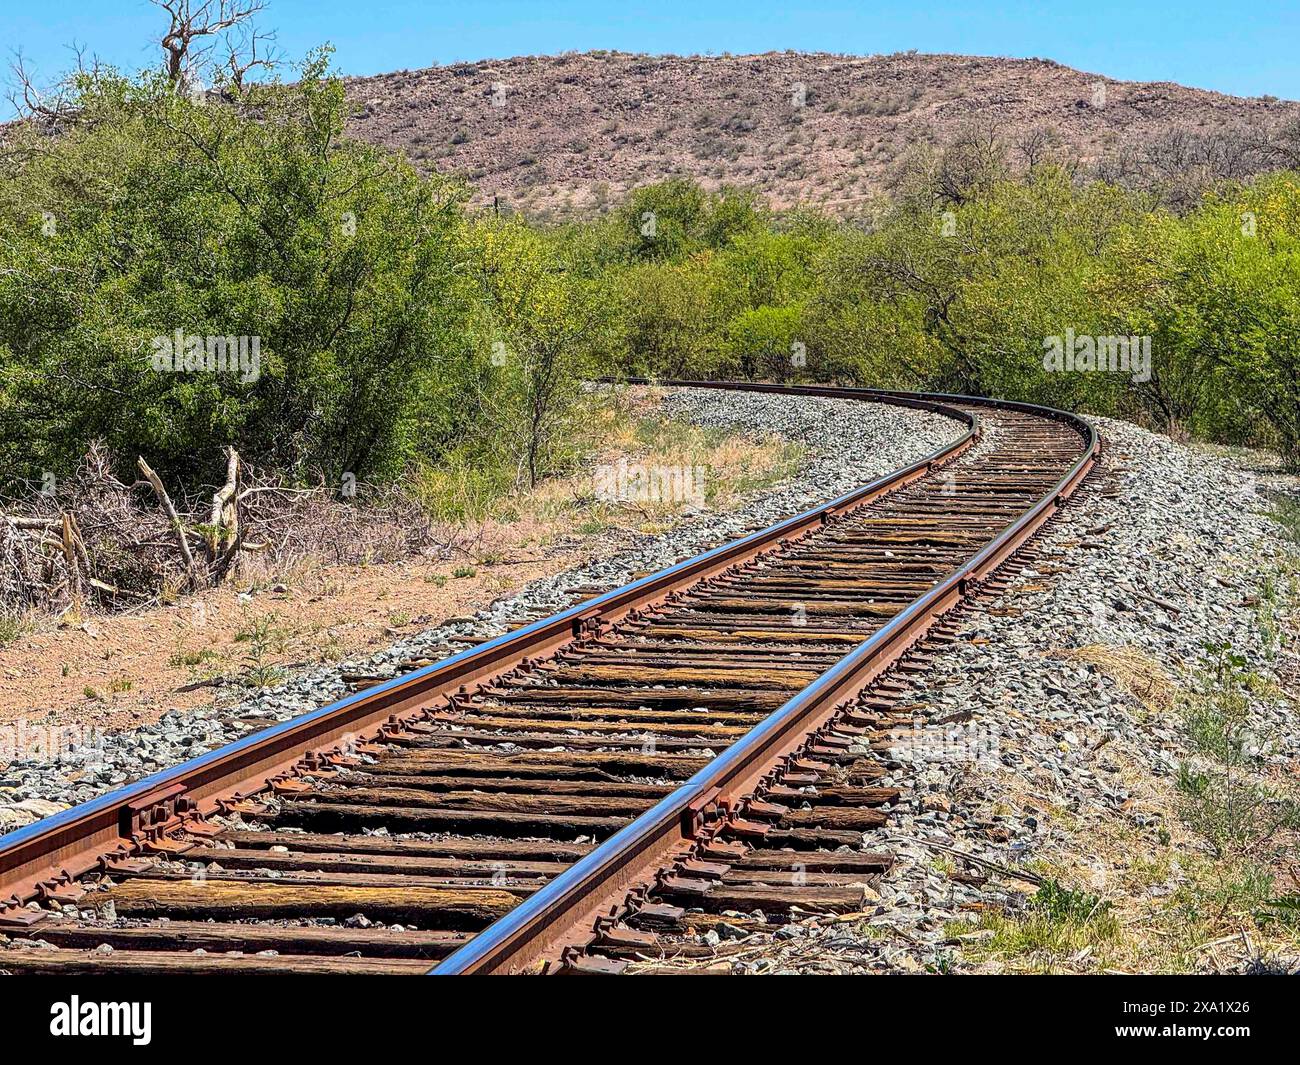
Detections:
5,397,1295,975
705,417,1300,975
0,386,958,831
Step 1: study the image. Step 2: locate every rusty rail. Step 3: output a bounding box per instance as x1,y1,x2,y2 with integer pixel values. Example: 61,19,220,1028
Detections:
0,384,979,914
429,383,1098,973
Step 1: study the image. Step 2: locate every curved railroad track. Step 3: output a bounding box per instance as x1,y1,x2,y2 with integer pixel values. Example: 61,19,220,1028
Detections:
0,383,1097,975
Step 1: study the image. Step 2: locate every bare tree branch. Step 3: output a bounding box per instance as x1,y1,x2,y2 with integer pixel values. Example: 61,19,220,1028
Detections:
149,0,268,87
221,21,282,93
5,44,101,130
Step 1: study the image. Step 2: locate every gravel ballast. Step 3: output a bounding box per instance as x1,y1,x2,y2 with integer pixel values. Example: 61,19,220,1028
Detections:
2,393,1296,976
684,417,1300,975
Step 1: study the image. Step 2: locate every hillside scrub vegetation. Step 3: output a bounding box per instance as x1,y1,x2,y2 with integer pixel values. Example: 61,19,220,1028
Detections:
2,55,1300,612
338,50,1300,218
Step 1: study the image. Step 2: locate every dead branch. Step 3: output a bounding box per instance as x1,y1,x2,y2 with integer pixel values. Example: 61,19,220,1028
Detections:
150,0,267,86
5,45,101,132
2,441,463,619
207,446,240,561
60,513,82,609
137,456,198,584
221,21,281,93
2,515,59,530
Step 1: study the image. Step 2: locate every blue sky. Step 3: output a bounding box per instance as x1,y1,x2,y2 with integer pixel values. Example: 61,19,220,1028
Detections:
3,0,1297,118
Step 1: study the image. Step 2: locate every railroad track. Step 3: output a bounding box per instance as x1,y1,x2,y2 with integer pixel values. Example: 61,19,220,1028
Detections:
0,383,1096,975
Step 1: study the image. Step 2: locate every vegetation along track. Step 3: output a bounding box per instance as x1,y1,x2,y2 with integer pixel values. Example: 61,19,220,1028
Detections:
0,383,1096,975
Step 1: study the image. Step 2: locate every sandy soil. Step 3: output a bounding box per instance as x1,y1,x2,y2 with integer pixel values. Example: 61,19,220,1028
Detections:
0,537,596,735
0,387,796,737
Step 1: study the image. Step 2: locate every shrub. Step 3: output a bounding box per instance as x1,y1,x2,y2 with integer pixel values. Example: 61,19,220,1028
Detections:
0,53,475,488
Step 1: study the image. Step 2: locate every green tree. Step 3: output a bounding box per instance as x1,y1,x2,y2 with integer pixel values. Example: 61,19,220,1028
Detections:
723,305,804,381
610,179,764,263
605,257,725,378
1159,175,1300,461
469,218,606,486
0,52,472,487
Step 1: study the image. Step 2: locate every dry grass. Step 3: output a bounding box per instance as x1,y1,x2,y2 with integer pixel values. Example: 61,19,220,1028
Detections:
0,441,463,619
949,849,1300,973
982,638,1300,973
0,388,808,735
1055,643,1177,716
508,392,802,538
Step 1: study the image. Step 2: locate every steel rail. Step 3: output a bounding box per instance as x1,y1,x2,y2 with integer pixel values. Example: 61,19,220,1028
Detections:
0,386,979,913
431,381,1098,974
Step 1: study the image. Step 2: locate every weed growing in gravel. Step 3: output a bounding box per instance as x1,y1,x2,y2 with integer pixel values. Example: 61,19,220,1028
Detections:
931,855,957,876
243,662,286,688
1251,559,1300,661
1175,642,1300,860
1267,495,1300,544
1258,892,1300,929
1034,880,1113,923
1141,640,1300,964
235,611,290,688
946,879,1119,971
1255,576,1286,659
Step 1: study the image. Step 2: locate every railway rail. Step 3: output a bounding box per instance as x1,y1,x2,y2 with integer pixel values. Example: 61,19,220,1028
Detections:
0,382,1097,975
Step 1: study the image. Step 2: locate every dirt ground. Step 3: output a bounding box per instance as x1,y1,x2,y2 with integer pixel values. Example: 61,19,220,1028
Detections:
0,391,797,737
0,536,594,735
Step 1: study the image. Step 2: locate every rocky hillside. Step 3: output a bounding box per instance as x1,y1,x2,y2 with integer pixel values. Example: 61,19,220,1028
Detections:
343,50,1297,216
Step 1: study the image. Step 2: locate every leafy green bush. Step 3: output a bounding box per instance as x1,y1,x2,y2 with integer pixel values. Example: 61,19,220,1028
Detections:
581,167,1300,463
0,53,474,488
6,64,1300,504
1032,880,1112,923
